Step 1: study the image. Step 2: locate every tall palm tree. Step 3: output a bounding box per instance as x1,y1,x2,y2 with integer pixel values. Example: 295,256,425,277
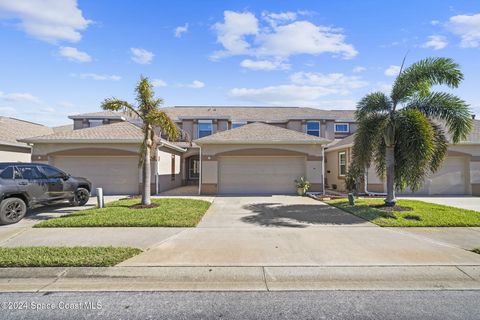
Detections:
352,57,473,206
101,76,179,205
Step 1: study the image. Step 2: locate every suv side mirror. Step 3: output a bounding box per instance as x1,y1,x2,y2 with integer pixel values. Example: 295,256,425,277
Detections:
62,174,70,181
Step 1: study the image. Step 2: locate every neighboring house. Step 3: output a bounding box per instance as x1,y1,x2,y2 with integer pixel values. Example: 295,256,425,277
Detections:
0,117,53,162
324,119,480,196
20,107,480,196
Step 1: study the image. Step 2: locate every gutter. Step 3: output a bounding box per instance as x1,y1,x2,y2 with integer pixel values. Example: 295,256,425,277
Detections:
198,146,202,195
158,140,187,153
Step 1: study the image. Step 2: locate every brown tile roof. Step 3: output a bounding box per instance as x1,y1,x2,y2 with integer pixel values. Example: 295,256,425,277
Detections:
68,111,129,119
163,106,356,122
20,121,144,143
52,124,73,133
70,107,356,122
195,122,330,144
325,134,356,150
0,117,53,146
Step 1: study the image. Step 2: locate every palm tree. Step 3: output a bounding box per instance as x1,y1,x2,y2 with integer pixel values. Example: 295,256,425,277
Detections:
101,76,179,205
352,57,473,206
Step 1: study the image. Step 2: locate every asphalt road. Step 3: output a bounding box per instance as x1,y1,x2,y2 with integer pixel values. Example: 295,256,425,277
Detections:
0,290,479,320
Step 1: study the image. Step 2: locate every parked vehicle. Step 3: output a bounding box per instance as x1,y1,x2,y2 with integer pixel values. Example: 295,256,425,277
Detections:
0,163,92,225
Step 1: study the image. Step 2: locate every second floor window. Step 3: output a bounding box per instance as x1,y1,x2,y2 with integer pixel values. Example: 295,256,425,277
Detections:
306,121,320,136
335,123,349,133
198,120,213,138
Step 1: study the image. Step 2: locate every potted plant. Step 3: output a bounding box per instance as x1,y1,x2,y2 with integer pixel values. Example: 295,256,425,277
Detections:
295,176,310,196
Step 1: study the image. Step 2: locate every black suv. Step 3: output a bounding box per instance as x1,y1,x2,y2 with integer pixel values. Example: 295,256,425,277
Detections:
0,163,92,225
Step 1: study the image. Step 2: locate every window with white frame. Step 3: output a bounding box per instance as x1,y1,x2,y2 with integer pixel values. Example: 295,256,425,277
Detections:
338,151,347,176
306,121,320,136
198,120,213,138
334,123,349,133
231,121,246,129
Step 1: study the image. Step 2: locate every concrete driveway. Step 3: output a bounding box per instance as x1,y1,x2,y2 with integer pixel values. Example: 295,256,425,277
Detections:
121,195,480,267
399,196,480,212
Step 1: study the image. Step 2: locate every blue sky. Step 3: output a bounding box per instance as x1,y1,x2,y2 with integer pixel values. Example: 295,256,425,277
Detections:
0,0,479,126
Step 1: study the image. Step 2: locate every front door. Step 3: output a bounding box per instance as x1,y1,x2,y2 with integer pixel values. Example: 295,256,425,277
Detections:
188,156,200,181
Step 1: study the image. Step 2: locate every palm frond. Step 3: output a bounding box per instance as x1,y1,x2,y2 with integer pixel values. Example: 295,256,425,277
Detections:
428,121,448,173
351,113,389,169
392,57,463,103
355,92,392,121
136,76,155,114
145,109,180,141
101,98,141,119
394,109,435,191
404,92,473,143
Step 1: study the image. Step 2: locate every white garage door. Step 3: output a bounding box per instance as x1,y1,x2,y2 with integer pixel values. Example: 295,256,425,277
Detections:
402,157,466,195
52,156,139,195
218,156,305,194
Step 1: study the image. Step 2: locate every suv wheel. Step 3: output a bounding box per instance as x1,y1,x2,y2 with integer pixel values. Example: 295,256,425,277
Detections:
0,198,27,225
70,188,90,206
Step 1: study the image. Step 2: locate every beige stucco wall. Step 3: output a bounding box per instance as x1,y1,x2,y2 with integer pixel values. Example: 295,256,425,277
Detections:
217,120,229,132
0,145,31,162
201,143,323,157
157,150,182,192
324,147,350,191
199,143,324,194
286,120,302,132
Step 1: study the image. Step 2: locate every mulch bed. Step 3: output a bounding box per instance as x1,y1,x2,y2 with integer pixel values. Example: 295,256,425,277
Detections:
369,204,413,212
128,203,160,209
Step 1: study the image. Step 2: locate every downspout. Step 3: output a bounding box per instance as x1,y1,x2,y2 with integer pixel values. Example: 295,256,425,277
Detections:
322,146,326,195
155,148,159,195
198,146,202,195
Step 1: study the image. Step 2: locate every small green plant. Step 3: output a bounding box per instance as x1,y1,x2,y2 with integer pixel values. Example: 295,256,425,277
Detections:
345,163,364,195
295,176,311,196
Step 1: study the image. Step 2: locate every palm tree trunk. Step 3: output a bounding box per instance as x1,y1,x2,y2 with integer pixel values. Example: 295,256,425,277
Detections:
142,127,152,206
385,146,396,206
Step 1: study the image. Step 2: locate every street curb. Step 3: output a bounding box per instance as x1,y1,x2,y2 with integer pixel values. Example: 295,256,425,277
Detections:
0,265,479,292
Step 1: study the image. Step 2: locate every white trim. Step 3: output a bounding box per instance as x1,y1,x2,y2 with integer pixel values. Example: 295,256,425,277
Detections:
198,147,202,195
195,140,328,145
334,123,350,133
338,151,347,176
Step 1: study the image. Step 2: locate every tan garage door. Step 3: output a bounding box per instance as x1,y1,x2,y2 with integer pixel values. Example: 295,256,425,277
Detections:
52,156,139,195
402,157,466,195
218,156,305,194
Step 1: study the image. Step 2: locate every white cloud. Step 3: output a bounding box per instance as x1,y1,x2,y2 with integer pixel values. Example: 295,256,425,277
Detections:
431,20,440,26
240,59,290,71
179,80,205,89
262,11,297,26
0,0,90,43
447,13,480,48
0,106,15,114
152,79,167,87
130,47,154,64
0,91,41,103
290,72,368,92
187,80,205,88
212,10,357,63
211,11,259,59
230,71,367,105
376,82,392,94
422,35,448,50
58,46,91,62
384,65,401,76
174,23,188,38
230,85,337,105
353,66,366,73
71,73,121,81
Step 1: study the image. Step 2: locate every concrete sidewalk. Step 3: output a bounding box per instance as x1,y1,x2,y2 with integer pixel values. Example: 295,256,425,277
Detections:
0,265,479,292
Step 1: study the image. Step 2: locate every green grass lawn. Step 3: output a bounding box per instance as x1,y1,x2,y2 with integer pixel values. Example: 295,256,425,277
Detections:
325,198,480,227
0,246,142,267
34,198,211,228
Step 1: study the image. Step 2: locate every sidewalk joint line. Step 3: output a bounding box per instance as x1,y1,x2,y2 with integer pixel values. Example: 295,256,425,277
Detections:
455,266,477,281
262,267,270,291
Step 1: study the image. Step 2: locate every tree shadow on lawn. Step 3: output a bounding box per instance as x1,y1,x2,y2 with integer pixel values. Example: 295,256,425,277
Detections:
240,203,367,228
